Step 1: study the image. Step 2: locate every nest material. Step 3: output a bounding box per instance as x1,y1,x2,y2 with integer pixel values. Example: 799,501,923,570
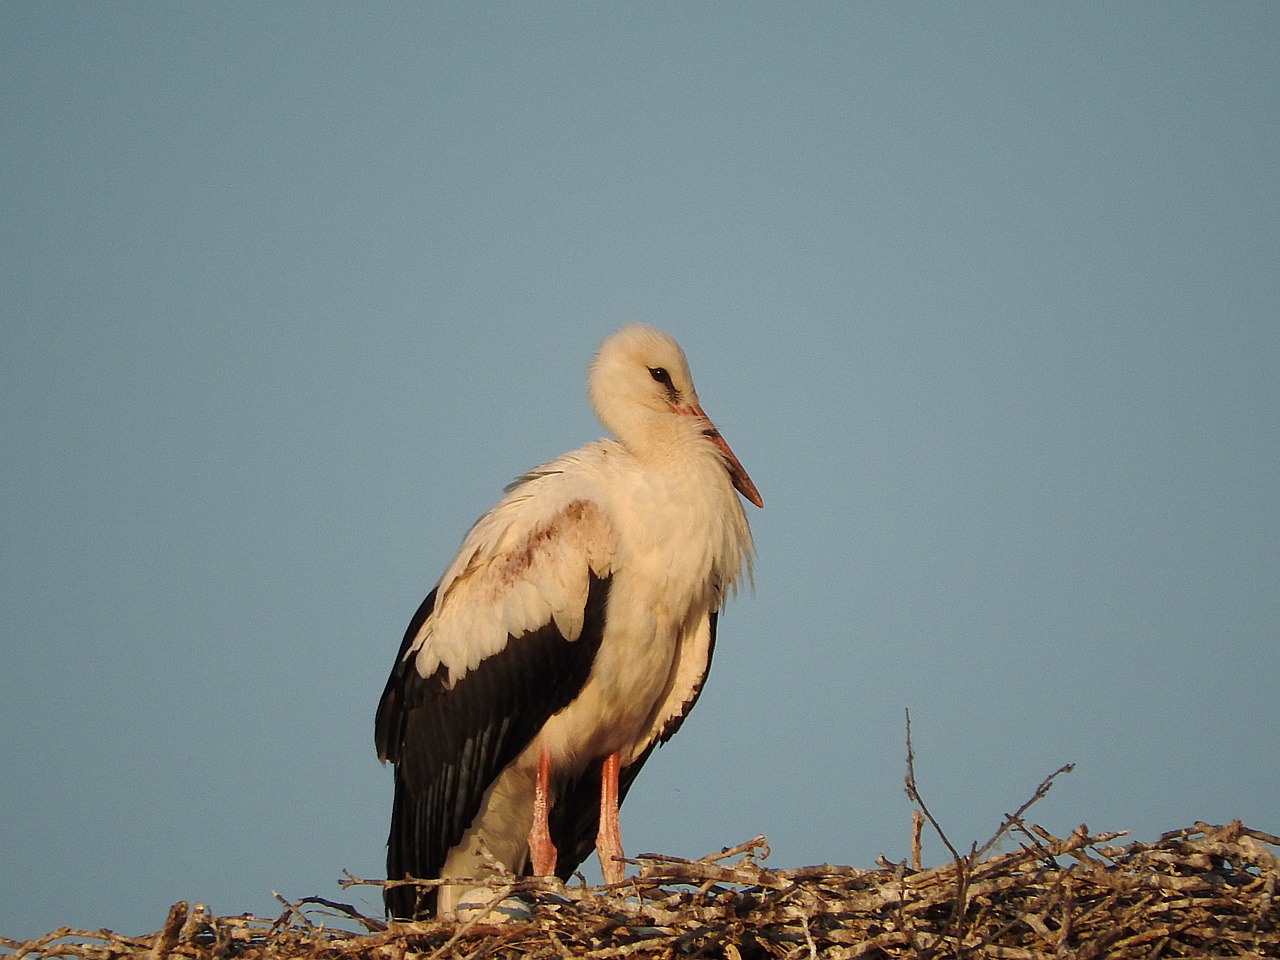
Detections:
5,820,1278,960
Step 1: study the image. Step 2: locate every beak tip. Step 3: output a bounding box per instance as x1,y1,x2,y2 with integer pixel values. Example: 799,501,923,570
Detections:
736,478,764,509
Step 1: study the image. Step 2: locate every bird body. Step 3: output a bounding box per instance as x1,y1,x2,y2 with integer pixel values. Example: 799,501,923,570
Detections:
375,324,760,919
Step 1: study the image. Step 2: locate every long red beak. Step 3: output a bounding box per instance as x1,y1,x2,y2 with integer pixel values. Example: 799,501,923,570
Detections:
683,404,764,508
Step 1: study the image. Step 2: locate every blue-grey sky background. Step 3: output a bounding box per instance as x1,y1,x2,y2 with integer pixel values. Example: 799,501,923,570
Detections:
3,3,1277,941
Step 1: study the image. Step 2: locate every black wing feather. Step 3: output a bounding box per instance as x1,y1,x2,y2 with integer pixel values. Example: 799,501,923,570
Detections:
375,573,612,919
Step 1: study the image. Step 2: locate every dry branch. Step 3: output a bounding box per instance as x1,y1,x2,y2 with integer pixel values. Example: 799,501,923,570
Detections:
5,820,1277,960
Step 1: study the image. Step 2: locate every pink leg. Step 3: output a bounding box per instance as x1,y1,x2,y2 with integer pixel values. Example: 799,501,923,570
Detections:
528,743,558,877
596,751,625,884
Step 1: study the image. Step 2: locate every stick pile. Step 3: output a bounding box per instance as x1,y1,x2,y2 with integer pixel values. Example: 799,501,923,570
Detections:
6,820,1277,959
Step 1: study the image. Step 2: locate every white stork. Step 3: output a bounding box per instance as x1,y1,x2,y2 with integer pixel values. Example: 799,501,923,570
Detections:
374,324,762,920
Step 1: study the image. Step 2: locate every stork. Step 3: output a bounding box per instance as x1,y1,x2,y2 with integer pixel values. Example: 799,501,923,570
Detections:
374,323,762,920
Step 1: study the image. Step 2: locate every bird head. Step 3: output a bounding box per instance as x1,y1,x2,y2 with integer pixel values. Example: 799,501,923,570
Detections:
588,324,763,508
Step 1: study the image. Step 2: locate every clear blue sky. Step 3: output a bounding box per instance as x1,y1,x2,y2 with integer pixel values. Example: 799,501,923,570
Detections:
3,3,1277,941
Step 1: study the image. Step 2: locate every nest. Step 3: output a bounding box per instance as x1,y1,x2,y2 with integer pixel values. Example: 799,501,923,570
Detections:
7,819,1278,960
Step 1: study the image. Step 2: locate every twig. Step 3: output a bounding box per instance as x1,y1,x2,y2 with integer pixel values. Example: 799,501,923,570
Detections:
271,891,314,931
903,709,970,960
699,835,770,863
145,902,186,960
294,897,387,933
974,762,1076,860
903,708,962,864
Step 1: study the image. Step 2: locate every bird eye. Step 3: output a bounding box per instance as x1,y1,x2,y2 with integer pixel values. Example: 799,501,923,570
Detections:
648,367,671,385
